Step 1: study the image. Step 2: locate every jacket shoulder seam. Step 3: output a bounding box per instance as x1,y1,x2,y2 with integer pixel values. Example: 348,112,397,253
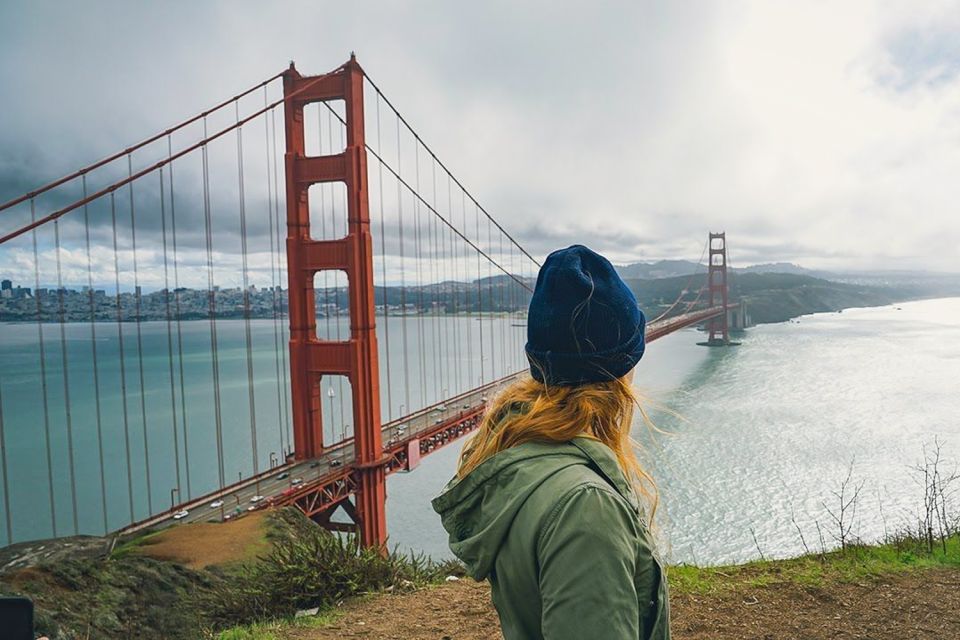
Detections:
535,480,623,552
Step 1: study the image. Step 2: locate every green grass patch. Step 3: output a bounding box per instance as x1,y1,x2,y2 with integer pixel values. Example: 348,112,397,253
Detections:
214,611,342,640
669,534,960,595
110,529,166,559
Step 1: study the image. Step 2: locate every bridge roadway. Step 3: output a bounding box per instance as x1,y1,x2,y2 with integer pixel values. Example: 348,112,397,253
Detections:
118,374,512,536
119,304,732,538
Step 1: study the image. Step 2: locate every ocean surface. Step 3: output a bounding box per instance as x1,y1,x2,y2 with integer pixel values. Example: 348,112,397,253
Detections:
2,298,959,565
386,297,960,565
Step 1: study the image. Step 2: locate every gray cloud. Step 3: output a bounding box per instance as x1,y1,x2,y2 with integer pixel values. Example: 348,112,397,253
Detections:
1,0,959,286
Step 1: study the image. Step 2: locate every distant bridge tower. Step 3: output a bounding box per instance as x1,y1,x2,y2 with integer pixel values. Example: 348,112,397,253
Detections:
283,56,387,547
706,231,730,345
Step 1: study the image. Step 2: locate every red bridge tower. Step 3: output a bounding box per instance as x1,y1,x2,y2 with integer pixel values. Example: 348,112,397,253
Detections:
706,231,730,345
283,56,387,547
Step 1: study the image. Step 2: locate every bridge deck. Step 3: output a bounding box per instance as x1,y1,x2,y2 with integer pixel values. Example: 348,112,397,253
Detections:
118,304,731,537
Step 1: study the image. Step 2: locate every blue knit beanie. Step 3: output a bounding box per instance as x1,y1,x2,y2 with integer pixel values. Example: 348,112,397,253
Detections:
525,245,646,386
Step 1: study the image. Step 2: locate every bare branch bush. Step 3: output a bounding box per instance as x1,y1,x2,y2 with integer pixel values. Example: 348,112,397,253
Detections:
821,459,865,552
910,437,960,554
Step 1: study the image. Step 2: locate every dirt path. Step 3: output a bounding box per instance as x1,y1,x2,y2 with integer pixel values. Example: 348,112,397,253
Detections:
289,567,960,640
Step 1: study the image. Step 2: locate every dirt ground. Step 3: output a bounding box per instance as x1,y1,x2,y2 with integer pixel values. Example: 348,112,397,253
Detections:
134,510,270,569
289,567,960,640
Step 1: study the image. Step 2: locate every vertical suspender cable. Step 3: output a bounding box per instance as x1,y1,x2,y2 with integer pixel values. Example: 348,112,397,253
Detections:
270,109,292,449
335,111,346,439
236,104,259,476
159,168,182,503
447,179,459,395
486,214,496,380
460,189,472,390
54,219,79,533
265,95,286,459
374,96,393,422
31,199,57,536
499,230,506,376
0,382,12,545
396,119,411,415
110,193,135,522
167,136,191,499
201,117,226,491
128,155,153,514
475,202,485,386
413,143,427,408
319,111,332,341
429,160,442,398
512,248,518,370
82,176,109,533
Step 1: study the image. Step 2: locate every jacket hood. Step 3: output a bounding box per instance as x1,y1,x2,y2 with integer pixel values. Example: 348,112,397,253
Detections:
431,437,637,580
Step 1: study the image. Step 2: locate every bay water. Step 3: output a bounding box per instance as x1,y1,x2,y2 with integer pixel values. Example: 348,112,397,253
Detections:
1,298,958,566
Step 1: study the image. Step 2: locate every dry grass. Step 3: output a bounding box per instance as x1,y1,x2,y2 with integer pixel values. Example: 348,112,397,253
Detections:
133,510,271,569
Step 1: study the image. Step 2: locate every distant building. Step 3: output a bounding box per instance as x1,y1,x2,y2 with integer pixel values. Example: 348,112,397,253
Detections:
1,279,11,291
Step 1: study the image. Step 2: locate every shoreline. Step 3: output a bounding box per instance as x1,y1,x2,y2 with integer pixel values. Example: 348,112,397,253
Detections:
3,294,956,326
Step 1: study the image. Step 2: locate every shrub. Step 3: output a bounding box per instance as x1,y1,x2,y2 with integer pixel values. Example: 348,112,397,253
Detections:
205,508,461,627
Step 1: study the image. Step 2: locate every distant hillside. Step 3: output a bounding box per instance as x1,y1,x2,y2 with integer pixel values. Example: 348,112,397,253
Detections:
614,259,701,280
624,271,960,325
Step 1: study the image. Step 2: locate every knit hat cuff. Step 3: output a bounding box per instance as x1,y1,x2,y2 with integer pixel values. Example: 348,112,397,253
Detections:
525,325,646,386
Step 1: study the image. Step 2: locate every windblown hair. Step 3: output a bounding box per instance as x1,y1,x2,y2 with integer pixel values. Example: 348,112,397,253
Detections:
457,373,658,519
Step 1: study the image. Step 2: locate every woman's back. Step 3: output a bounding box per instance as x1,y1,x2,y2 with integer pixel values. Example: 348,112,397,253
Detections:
433,437,669,639
434,244,671,638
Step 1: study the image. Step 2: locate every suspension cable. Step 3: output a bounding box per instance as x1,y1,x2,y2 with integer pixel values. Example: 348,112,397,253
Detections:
649,238,709,323
159,167,182,505
128,155,153,515
236,103,259,477
1,65,347,245
0,72,285,214
395,119,411,415
270,108,292,450
201,118,226,492
54,218,79,534
0,381,11,545
110,192,135,522
361,73,540,268
167,136,192,499
265,92,286,459
320,102,534,293
374,95,394,422
31,199,57,537
82,175,109,533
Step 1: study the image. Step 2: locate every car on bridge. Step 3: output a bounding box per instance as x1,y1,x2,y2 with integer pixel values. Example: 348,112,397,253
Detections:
250,495,265,503
172,509,189,520
209,499,224,509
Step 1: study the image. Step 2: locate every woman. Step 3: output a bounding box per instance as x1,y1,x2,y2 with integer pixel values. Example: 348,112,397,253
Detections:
432,244,670,639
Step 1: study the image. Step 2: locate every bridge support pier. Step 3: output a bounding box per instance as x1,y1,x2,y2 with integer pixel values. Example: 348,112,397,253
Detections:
283,56,387,548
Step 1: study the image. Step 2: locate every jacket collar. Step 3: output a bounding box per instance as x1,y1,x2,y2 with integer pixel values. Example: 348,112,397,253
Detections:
569,437,640,513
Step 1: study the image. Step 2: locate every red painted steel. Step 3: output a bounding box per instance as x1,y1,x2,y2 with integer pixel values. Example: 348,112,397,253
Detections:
706,232,730,344
283,56,387,547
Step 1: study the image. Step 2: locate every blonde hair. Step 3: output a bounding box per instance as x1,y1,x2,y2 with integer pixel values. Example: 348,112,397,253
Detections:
457,373,658,519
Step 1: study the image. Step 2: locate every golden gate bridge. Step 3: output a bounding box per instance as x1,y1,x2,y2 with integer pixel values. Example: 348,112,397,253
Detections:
0,56,739,548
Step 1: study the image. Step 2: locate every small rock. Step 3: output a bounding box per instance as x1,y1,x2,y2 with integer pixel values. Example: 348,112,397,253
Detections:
295,607,320,618
445,575,460,582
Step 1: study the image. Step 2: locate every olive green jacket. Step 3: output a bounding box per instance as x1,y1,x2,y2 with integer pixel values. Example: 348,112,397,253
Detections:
431,437,670,639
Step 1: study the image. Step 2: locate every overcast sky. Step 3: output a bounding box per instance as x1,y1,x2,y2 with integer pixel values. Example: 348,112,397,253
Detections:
1,0,959,277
